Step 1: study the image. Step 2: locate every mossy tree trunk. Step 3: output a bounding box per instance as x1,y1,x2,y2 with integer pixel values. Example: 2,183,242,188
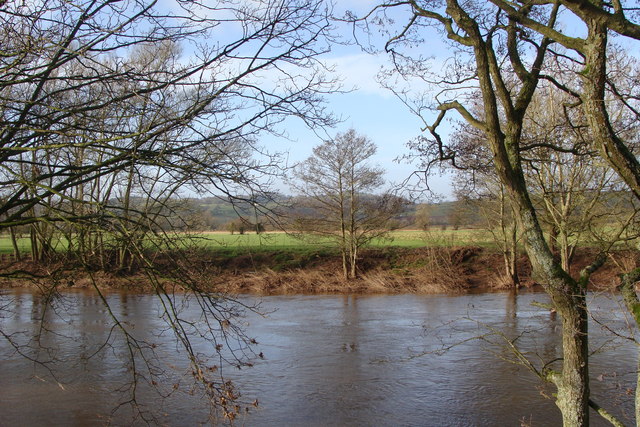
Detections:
620,269,640,424
500,141,590,426
409,1,593,423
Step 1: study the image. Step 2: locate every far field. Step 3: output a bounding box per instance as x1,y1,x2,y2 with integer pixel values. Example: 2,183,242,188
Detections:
0,229,496,255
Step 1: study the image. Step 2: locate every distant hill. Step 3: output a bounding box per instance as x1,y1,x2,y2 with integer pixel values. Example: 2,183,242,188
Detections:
178,195,476,231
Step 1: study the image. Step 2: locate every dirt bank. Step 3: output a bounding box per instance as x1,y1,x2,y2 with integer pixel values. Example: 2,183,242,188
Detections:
0,246,634,294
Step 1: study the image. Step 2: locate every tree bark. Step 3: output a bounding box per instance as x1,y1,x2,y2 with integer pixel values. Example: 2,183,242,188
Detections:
9,227,21,261
553,293,590,427
620,269,640,425
582,16,640,200
507,160,590,427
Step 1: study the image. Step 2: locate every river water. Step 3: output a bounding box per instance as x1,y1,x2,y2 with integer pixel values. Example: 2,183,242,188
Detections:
0,290,636,426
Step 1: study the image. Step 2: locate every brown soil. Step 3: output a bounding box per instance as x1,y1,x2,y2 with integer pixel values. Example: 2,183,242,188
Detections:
0,247,635,294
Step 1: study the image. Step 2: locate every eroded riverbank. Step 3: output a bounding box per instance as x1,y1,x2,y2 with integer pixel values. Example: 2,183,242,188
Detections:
0,246,632,294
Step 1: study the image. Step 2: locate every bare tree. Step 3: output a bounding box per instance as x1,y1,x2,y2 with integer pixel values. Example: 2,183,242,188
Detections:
438,116,522,287
458,180,522,288
0,0,339,421
486,0,640,199
0,0,338,232
292,129,405,279
451,83,634,282
414,204,434,231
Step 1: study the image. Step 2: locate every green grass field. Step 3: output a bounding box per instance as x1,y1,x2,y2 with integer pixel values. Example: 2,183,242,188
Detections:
0,228,495,256
185,228,495,252
0,236,30,254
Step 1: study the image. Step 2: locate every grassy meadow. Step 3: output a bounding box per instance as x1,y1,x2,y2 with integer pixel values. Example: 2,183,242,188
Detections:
164,228,494,252
0,228,496,256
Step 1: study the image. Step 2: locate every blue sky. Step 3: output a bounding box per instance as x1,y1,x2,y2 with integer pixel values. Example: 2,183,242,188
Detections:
163,0,608,201
268,3,456,200
156,0,457,199
271,67,455,199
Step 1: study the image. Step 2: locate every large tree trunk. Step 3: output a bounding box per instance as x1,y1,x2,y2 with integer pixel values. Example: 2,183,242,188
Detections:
551,291,590,426
502,201,520,288
484,52,590,427
517,210,590,426
509,176,590,426
620,269,640,424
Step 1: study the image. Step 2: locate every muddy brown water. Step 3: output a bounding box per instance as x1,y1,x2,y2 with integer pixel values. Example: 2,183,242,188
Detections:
0,289,636,426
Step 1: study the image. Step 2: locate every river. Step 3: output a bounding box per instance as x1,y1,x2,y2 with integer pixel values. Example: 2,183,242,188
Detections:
0,289,636,426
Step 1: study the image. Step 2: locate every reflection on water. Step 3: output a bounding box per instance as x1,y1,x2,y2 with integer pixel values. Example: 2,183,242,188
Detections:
0,290,636,426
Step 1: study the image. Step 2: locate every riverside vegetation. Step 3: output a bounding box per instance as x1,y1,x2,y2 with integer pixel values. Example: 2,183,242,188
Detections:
1,229,633,295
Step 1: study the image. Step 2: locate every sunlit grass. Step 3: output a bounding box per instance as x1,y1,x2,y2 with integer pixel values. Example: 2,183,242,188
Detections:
0,236,30,254
372,229,494,248
194,229,491,251
0,228,498,255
